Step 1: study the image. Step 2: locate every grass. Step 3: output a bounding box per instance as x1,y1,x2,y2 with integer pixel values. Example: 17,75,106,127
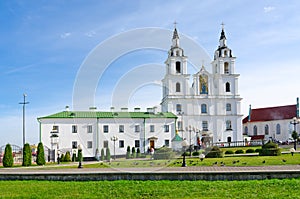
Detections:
0,179,300,198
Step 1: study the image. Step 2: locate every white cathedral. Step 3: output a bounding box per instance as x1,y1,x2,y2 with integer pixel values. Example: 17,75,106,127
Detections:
161,25,243,144
38,25,243,159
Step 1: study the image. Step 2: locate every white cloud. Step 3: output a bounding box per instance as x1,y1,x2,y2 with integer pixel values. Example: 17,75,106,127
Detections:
264,6,275,13
60,32,71,39
85,30,96,37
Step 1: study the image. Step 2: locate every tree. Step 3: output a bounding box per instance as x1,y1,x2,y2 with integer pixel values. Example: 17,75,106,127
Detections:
292,131,298,150
136,148,141,158
64,151,71,162
131,147,136,158
126,146,131,159
22,143,32,166
36,142,45,165
106,147,110,161
3,144,13,167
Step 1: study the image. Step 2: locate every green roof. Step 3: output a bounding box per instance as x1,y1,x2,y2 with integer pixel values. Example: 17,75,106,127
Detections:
172,133,183,142
38,111,177,120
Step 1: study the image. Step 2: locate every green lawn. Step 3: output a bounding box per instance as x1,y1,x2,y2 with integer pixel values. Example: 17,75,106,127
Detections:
0,179,300,198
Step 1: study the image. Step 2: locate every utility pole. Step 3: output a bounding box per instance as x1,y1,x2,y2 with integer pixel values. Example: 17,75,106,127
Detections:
19,93,29,147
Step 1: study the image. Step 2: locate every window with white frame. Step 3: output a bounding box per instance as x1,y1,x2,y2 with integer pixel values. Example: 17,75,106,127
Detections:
135,140,140,148
226,103,231,111
135,125,140,132
72,141,77,149
119,140,124,148
103,125,109,133
165,140,170,147
72,125,77,133
164,125,169,132
150,125,155,132
201,104,207,113
276,124,281,134
52,125,59,132
176,104,182,112
178,121,183,130
87,141,93,149
119,125,124,133
103,140,108,148
202,121,208,131
87,125,93,133
226,120,232,130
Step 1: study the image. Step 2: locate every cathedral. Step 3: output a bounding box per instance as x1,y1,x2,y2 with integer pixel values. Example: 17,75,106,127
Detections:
161,25,243,144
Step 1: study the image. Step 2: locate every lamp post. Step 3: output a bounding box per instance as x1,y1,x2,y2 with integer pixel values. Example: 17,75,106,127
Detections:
111,136,118,160
290,117,300,150
186,126,193,157
57,150,60,164
19,94,29,147
181,139,189,167
77,144,83,168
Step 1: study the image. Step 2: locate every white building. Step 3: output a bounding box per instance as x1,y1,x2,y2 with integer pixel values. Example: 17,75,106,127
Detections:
161,26,243,144
38,108,177,159
243,98,299,142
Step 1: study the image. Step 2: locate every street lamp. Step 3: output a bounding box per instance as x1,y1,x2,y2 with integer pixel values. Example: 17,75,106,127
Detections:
290,117,300,150
181,139,189,167
77,144,83,168
19,94,29,147
111,136,118,160
57,150,61,164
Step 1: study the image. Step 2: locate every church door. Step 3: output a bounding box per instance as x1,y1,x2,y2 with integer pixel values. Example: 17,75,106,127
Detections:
150,140,155,149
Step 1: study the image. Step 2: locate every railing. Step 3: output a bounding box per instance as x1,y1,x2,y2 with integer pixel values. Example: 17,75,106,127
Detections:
213,140,264,148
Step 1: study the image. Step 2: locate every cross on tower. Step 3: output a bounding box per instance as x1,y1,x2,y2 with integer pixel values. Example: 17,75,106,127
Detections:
221,22,225,30
174,21,178,29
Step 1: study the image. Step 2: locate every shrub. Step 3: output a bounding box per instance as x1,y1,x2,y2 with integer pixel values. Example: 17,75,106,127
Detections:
77,148,83,162
131,147,136,158
3,144,13,167
246,148,255,153
136,148,141,158
205,146,224,158
225,150,234,154
106,147,111,161
259,141,281,156
192,151,200,156
64,151,71,162
255,148,262,153
100,148,105,161
153,147,175,160
126,146,131,159
235,149,244,154
60,154,65,162
22,143,32,166
36,142,45,165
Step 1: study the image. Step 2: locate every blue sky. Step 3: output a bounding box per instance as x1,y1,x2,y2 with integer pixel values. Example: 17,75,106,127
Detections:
1,0,300,146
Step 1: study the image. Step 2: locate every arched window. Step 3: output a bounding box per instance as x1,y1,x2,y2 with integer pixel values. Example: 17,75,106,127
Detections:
244,126,248,135
176,104,182,112
176,82,180,92
199,75,208,94
265,125,269,135
201,104,207,113
226,103,231,111
253,125,257,135
224,62,229,74
225,82,230,92
276,124,281,134
226,120,232,130
176,61,181,73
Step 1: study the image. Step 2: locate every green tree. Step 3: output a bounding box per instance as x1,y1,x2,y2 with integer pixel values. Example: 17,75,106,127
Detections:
64,151,71,162
136,148,141,158
292,131,298,150
36,142,45,165
100,148,105,161
22,143,32,166
131,147,136,158
60,154,65,162
126,146,131,159
3,144,14,167
106,147,110,161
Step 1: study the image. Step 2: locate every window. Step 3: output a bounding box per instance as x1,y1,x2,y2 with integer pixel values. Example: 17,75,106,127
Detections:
265,125,269,135
224,62,229,74
201,104,207,113
176,61,181,73
225,82,230,92
150,125,155,132
52,125,59,132
165,140,170,147
87,125,93,133
119,140,124,148
176,82,181,92
226,120,232,130
202,121,208,131
227,136,232,142
135,125,140,132
253,125,258,135
276,124,281,135
135,140,140,148
119,125,124,133
72,141,77,149
87,141,92,149
103,125,109,133
176,104,182,112
103,140,108,148
244,126,248,135
72,125,77,133
164,125,169,132
178,121,183,130
226,103,231,111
